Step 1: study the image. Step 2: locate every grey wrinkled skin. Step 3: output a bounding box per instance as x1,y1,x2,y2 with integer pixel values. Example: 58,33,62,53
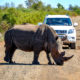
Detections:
4,24,73,65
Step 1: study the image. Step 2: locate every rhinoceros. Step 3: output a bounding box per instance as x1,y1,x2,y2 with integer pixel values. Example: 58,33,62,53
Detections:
4,24,73,65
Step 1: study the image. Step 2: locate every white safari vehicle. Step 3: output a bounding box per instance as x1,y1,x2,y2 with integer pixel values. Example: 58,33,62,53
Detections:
38,15,78,49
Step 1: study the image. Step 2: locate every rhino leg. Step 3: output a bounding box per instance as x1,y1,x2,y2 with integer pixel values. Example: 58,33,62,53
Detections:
4,45,16,64
32,51,40,64
4,49,10,62
46,51,52,65
9,47,16,64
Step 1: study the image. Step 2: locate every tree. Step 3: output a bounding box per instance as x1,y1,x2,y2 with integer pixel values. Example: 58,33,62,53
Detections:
11,2,15,7
0,20,10,32
2,8,17,26
72,6,80,11
68,4,73,11
68,5,80,14
57,3,64,9
0,6,2,9
17,4,24,9
73,6,80,14
46,4,52,11
5,3,9,8
25,0,39,8
31,1,43,10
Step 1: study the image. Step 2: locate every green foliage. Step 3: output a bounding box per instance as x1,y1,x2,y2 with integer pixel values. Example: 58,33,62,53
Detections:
17,4,24,10
68,5,80,15
25,0,39,8
0,20,10,33
0,1,80,33
2,8,17,26
31,1,44,10
57,3,64,9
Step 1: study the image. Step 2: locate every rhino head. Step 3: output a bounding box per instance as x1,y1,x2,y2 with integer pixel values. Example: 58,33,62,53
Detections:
51,49,74,65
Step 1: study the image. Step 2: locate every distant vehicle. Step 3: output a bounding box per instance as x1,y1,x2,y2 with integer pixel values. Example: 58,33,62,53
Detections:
38,15,78,49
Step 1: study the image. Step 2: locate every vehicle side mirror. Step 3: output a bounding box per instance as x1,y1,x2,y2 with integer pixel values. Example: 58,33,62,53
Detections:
38,22,43,26
73,22,78,27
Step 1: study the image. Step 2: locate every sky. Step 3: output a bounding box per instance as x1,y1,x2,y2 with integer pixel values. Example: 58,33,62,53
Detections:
0,0,80,9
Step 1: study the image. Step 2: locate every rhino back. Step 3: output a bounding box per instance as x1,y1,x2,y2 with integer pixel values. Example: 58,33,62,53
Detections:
8,24,45,51
10,24,38,51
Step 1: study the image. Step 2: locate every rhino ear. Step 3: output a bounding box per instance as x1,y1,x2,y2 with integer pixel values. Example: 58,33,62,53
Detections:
60,51,65,57
63,55,74,61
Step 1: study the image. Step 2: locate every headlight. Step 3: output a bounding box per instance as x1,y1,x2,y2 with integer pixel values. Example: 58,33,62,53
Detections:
68,29,74,34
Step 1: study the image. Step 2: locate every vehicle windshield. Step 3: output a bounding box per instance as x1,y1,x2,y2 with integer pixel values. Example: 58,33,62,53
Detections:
45,18,72,26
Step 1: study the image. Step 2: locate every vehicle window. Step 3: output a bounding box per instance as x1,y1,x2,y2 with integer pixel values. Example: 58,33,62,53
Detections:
45,18,72,26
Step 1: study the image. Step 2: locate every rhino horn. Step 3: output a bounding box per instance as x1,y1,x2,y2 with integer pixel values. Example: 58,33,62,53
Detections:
63,55,74,61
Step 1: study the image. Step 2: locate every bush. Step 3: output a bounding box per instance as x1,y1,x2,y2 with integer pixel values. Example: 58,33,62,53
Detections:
0,6,79,34
0,20,10,33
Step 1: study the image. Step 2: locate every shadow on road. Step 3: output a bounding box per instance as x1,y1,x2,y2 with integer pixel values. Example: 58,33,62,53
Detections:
0,63,54,66
0,63,33,65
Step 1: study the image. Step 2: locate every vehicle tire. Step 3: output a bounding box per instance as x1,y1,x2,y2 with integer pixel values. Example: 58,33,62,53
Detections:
70,43,76,49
